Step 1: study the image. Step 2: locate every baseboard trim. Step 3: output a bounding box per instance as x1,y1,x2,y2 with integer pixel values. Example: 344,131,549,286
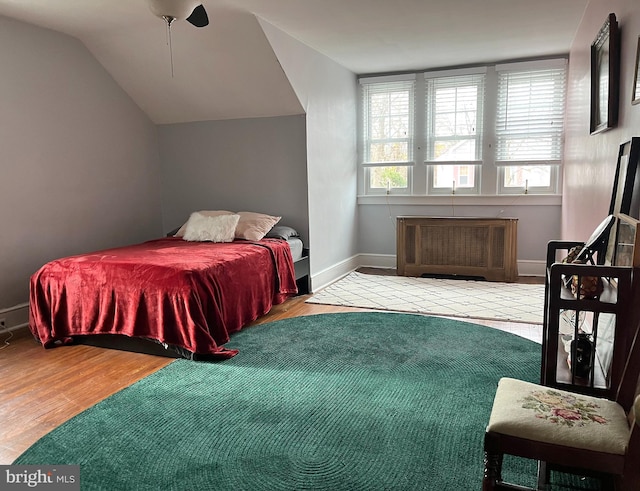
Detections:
0,303,29,334
310,255,361,292
516,260,545,277
312,254,545,290
357,253,397,270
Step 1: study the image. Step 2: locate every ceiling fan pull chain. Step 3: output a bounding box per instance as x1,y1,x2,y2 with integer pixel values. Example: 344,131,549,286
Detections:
146,2,209,77
168,23,174,78
163,16,175,78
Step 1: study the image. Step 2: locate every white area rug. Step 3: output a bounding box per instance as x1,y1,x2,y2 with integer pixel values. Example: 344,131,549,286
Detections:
307,272,545,324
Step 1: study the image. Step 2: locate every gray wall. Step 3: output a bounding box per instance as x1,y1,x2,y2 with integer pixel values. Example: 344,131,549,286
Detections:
358,203,561,263
0,16,162,309
255,21,561,278
145,20,360,292
157,115,309,243
260,21,359,288
6,6,606,313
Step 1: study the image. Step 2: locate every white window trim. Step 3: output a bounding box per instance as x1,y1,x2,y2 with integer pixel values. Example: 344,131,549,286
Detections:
359,74,416,194
426,164,482,195
423,68,486,194
497,165,560,195
357,58,567,198
495,58,567,195
495,58,567,72
364,166,413,195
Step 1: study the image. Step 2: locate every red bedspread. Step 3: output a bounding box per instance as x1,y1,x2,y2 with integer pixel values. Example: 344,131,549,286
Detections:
29,237,298,358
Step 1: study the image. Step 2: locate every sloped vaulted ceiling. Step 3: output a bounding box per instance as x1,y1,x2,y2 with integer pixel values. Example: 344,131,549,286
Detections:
0,0,588,125
84,8,305,124
0,1,304,124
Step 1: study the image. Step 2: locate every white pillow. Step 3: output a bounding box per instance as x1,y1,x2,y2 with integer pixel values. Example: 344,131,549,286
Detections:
235,211,281,241
182,212,240,242
173,210,233,237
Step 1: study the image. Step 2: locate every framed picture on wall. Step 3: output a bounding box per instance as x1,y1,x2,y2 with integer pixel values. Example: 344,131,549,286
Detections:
633,36,640,105
590,13,620,134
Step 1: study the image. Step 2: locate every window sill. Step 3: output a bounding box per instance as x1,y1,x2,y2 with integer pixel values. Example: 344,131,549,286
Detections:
357,194,562,206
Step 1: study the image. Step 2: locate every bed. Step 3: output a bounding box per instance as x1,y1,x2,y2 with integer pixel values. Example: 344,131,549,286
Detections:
29,211,304,360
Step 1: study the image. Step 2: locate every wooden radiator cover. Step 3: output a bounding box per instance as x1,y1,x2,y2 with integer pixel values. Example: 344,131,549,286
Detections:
396,216,519,282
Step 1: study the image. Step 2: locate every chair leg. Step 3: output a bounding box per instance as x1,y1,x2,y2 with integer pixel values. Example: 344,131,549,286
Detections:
618,455,640,491
536,461,549,491
615,474,634,491
483,450,503,491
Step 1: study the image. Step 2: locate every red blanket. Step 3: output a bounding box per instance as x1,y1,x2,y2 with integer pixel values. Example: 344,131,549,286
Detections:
29,238,298,358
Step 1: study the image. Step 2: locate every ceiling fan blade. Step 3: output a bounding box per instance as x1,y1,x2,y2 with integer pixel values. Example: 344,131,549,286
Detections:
186,4,209,27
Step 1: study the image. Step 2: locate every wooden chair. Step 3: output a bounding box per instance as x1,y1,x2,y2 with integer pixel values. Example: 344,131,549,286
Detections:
482,322,640,490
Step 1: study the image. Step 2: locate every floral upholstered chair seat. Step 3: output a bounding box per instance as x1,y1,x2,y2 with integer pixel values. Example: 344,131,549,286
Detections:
487,378,631,455
483,376,640,490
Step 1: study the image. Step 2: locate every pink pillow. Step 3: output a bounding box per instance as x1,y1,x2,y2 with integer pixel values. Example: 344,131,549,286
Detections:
235,212,281,241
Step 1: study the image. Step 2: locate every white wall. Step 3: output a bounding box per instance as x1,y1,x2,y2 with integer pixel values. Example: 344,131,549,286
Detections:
259,20,359,289
157,115,309,243
0,16,162,309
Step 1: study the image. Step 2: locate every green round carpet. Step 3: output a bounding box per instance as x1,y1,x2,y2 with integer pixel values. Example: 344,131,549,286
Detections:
15,312,543,490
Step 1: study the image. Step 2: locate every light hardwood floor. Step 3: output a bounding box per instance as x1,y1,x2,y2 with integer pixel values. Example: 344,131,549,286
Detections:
0,277,543,464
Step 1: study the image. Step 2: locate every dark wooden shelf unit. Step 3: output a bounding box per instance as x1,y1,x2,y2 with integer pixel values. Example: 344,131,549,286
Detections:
541,240,634,399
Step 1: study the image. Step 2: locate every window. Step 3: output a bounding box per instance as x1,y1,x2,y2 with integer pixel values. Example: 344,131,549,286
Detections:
495,61,567,194
360,76,415,193
358,58,567,196
425,71,485,194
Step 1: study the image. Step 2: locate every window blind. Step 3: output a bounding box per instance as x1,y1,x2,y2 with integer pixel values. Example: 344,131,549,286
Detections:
495,66,567,165
425,73,485,164
360,78,415,165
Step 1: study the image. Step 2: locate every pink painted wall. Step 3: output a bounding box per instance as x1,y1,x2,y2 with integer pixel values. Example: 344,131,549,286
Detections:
563,0,640,240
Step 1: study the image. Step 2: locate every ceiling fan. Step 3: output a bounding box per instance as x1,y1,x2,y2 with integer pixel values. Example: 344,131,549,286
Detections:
146,0,209,76
146,0,209,28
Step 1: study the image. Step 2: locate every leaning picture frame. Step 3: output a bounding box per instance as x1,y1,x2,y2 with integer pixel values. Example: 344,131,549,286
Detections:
590,13,620,135
605,139,640,264
618,137,640,220
633,36,640,105
608,140,634,217
613,214,640,267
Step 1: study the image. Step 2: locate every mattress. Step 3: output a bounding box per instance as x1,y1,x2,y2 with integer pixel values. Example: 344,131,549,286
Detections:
288,237,304,262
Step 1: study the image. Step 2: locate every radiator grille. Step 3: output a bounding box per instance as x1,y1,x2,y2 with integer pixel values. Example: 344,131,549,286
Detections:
491,227,506,269
420,225,489,267
405,225,416,264
397,217,518,282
